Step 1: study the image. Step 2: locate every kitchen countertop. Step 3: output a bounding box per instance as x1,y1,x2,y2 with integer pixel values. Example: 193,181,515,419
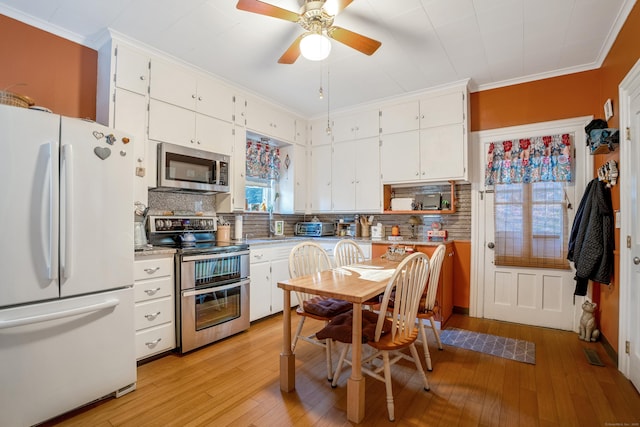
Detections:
134,246,177,256
244,236,450,246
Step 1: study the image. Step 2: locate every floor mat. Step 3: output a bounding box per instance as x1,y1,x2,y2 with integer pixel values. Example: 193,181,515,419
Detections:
439,327,536,364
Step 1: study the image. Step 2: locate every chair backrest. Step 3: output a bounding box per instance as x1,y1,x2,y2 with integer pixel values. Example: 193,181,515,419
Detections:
333,239,365,267
424,244,446,311
289,241,332,305
375,252,430,342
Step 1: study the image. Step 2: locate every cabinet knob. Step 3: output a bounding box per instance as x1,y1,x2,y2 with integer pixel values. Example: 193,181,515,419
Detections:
198,96,202,101
190,139,195,144
192,94,196,99
139,75,146,81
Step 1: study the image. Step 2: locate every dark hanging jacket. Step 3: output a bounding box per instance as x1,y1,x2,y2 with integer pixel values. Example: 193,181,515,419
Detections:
567,178,615,296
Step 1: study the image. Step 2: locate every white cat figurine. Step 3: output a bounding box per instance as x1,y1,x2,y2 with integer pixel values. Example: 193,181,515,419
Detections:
579,301,600,342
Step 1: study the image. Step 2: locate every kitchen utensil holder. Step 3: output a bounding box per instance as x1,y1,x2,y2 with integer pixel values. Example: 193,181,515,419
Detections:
217,225,231,243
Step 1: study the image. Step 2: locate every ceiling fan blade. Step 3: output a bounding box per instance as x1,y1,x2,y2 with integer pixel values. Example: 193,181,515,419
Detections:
236,0,299,22
324,0,354,15
327,26,381,56
278,33,305,64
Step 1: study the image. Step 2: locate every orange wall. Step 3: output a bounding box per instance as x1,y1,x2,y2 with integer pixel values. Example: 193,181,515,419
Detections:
0,15,97,119
470,70,602,132
470,2,640,353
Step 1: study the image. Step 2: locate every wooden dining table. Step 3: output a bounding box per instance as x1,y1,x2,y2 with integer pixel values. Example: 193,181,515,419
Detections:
277,257,399,423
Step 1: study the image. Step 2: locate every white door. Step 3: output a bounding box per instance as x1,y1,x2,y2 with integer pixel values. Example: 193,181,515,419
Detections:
310,144,332,212
475,118,592,331
482,190,576,330
624,69,640,391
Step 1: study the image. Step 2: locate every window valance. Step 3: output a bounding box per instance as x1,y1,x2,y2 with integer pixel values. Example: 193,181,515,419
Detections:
246,139,281,181
485,133,572,185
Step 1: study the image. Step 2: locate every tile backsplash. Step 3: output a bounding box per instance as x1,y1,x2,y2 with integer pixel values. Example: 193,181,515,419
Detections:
146,182,471,241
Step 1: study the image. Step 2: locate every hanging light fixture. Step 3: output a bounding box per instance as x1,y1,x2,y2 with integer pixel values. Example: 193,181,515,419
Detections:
300,27,331,61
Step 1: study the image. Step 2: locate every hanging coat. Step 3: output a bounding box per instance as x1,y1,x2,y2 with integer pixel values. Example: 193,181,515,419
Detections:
567,178,615,296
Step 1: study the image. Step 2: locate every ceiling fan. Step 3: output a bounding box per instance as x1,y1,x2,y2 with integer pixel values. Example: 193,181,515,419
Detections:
236,0,382,64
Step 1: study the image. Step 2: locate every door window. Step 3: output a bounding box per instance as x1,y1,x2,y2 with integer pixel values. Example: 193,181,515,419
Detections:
494,182,570,269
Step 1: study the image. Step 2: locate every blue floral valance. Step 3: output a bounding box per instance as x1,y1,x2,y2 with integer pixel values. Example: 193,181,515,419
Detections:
485,133,572,185
246,139,281,180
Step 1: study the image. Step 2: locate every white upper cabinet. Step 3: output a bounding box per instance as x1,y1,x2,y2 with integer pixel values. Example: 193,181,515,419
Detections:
149,59,234,123
149,59,197,110
310,144,332,212
295,118,307,144
293,143,307,213
381,89,465,135
419,91,464,128
114,44,150,95
148,99,233,154
310,117,332,145
380,101,419,135
380,130,421,182
379,83,468,183
332,137,381,212
331,109,379,142
245,97,295,142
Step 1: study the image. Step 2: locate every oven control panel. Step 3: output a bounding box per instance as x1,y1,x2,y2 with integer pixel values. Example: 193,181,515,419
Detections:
148,215,217,233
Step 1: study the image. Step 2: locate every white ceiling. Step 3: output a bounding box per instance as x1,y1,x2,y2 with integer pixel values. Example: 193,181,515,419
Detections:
0,0,636,118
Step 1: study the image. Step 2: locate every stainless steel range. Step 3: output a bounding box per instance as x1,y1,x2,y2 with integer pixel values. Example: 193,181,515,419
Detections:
147,215,250,353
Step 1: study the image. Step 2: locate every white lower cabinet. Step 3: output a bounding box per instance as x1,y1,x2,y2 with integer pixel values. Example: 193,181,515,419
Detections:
249,242,298,321
133,254,176,361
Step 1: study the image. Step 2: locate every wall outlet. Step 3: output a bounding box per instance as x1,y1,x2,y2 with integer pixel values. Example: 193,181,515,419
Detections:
136,167,146,177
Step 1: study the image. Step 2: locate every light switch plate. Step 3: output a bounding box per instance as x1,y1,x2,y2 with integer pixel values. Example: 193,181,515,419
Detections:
604,98,613,121
136,167,146,177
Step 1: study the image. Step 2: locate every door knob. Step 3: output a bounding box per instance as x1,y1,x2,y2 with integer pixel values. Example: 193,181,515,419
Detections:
634,257,640,265
487,242,495,249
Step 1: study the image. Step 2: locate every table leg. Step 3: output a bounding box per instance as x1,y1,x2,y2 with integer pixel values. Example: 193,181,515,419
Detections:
347,303,365,423
280,289,295,392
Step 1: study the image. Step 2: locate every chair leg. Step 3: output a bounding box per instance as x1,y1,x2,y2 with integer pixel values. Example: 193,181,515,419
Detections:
331,343,350,388
409,343,430,392
325,336,333,382
381,351,395,422
430,317,443,350
418,321,433,371
292,316,306,352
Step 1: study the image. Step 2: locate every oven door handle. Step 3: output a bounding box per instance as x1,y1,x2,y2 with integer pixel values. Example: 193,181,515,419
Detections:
182,250,250,262
182,279,250,297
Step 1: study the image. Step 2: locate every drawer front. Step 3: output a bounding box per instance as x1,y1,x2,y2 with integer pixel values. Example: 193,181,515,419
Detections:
135,298,174,330
134,256,173,281
250,247,272,263
135,323,176,360
134,276,174,303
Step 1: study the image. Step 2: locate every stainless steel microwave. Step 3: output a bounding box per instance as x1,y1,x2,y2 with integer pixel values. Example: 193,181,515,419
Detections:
154,142,230,194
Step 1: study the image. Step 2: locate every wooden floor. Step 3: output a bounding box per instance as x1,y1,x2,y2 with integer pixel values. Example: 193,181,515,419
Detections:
45,313,640,427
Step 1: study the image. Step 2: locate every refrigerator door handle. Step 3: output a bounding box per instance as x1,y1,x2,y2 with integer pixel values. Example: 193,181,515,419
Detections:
61,144,74,279
0,299,119,330
45,141,58,280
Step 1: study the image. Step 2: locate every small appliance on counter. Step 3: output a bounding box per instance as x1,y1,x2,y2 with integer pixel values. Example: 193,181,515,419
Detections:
371,223,385,241
295,222,336,237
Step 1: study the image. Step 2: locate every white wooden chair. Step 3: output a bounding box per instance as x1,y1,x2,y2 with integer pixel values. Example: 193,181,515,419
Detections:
320,252,431,421
288,241,351,381
333,239,366,267
416,244,446,371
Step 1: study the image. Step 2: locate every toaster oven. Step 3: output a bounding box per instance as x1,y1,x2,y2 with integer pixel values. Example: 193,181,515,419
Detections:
294,222,336,237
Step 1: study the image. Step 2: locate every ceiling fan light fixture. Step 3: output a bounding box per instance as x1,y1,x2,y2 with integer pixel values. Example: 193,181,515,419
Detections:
300,32,331,61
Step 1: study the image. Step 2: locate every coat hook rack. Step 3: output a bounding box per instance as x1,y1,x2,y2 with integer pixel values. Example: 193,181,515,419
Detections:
597,159,618,187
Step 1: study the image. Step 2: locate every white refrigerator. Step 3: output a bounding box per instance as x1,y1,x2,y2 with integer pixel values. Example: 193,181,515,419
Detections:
0,104,137,426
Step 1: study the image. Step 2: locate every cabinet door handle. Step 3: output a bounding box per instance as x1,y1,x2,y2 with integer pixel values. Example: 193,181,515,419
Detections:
144,311,161,321
144,287,162,296
145,338,162,348
144,267,160,274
